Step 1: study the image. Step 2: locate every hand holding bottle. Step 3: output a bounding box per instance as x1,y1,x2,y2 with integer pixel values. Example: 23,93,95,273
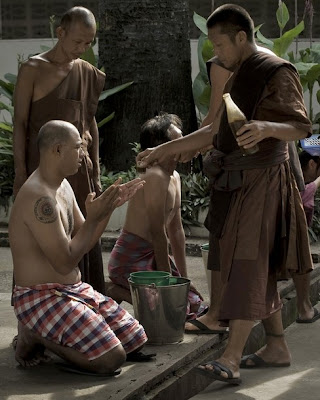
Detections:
223,93,259,155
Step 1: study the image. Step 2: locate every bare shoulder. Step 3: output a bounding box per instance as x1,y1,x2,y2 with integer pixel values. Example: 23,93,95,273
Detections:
11,179,56,225
17,57,47,83
143,165,168,180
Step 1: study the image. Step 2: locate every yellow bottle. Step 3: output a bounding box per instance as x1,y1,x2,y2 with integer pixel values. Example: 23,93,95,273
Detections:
222,93,259,155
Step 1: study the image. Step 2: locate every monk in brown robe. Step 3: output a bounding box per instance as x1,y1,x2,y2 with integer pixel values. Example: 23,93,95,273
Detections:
12,6,106,294
137,4,313,385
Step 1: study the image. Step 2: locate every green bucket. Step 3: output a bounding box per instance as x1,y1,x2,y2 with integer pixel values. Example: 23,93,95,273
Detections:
200,243,209,251
129,271,171,286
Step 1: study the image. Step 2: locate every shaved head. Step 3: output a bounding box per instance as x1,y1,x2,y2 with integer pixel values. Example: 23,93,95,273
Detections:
60,6,96,32
37,120,80,153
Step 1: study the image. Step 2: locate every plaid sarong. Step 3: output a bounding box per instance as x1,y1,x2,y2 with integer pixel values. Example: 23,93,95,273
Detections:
13,281,147,361
108,229,207,320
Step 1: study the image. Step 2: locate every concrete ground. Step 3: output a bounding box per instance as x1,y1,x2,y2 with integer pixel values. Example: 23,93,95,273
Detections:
190,312,320,400
1,239,320,400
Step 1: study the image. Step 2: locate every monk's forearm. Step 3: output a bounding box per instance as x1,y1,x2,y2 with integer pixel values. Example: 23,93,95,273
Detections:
13,123,27,175
172,123,215,154
267,122,309,141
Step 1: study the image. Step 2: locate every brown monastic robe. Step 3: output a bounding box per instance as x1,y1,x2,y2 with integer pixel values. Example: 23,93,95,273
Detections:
204,52,313,321
25,58,106,294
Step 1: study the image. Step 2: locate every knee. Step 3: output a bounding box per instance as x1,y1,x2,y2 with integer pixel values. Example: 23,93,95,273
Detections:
92,345,126,373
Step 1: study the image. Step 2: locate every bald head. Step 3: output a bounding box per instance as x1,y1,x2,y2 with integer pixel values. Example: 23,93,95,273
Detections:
37,120,80,153
60,6,96,32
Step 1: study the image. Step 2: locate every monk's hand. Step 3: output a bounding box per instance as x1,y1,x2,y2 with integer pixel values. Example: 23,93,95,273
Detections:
189,281,204,301
115,178,145,207
136,143,172,169
236,120,269,149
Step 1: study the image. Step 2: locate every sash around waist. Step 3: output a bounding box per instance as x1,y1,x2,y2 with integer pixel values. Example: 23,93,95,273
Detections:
203,139,289,192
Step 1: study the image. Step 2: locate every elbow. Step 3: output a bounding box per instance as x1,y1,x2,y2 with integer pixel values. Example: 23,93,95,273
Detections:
51,255,79,275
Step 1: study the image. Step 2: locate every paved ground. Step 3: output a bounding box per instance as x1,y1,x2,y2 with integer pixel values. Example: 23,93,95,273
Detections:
190,312,320,400
1,242,320,399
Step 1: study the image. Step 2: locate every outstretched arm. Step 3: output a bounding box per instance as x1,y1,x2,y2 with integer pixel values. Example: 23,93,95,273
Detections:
136,123,215,169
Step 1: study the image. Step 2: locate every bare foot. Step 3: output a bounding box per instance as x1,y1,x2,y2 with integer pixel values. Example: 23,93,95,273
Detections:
297,305,316,321
15,322,50,367
185,314,228,333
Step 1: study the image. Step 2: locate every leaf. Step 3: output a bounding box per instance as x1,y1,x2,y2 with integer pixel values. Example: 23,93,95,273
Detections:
193,12,208,35
273,21,305,58
256,30,274,49
81,46,97,67
4,73,17,85
198,85,211,107
0,102,14,116
202,38,214,63
305,65,320,88
316,90,320,107
197,33,209,78
0,122,13,132
99,81,134,101
192,73,209,116
276,1,289,31
97,112,115,128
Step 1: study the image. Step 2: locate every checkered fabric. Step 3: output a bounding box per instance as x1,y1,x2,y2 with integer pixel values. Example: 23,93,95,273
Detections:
108,229,205,320
13,281,147,360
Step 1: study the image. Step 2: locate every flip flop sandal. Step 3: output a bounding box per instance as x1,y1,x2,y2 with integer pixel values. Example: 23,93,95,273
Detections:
126,351,156,362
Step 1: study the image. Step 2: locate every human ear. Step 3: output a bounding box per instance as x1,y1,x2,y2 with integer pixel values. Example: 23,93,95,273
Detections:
56,26,65,40
238,30,247,43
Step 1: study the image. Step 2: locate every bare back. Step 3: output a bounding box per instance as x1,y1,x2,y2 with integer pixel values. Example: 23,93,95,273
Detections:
10,171,81,287
124,166,181,242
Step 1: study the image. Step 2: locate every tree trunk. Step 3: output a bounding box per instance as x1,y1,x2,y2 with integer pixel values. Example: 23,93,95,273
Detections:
98,0,198,171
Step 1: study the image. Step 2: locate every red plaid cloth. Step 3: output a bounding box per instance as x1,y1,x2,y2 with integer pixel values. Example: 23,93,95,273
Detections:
108,229,207,320
13,281,147,361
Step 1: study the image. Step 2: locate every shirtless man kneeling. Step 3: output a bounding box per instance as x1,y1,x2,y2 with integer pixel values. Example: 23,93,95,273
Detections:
10,120,148,375
107,113,206,320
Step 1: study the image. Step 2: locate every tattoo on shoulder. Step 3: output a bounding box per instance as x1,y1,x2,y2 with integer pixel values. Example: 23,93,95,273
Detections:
34,197,57,224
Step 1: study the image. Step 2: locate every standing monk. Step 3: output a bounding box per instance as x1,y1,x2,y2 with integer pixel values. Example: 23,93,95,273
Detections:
137,4,313,385
12,6,106,293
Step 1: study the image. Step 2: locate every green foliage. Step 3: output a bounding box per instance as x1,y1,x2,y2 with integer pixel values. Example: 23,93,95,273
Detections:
180,172,210,226
192,2,320,132
0,23,134,203
100,142,140,190
0,74,14,199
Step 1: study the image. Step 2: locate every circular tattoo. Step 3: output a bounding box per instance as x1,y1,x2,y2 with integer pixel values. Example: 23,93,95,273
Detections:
34,197,57,224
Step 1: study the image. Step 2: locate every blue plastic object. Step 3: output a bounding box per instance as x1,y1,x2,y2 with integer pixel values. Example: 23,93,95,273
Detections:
300,134,320,156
